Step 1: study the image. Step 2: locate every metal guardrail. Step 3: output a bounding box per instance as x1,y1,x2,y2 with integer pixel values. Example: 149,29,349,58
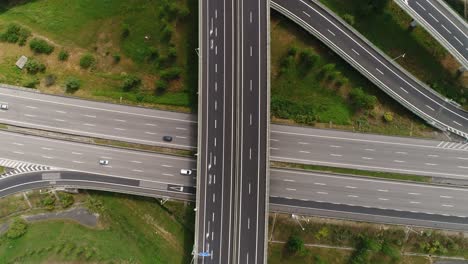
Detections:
271,0,468,140
393,0,468,69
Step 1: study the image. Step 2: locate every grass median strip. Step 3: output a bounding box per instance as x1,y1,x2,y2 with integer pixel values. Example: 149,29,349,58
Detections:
271,161,431,183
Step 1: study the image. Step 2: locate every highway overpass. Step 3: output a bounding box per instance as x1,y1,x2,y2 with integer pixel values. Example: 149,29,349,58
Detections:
394,0,468,69
1,86,467,179
271,0,468,139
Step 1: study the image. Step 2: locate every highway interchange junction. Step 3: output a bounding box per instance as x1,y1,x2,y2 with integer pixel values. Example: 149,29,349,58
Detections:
0,0,467,263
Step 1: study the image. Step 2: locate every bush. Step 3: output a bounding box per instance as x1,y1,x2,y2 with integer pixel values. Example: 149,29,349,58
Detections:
58,192,75,208
168,46,177,59
113,53,121,63
286,235,304,255
298,49,319,71
41,193,56,210
29,38,54,54
24,59,46,74
383,112,393,122
287,46,298,57
0,23,31,44
147,47,159,62
44,74,56,86
161,24,173,42
23,77,39,88
6,218,28,239
319,63,336,79
65,77,81,93
160,67,182,81
122,75,141,92
349,87,377,110
79,53,96,69
121,23,130,39
156,79,169,94
58,50,69,61
343,14,355,26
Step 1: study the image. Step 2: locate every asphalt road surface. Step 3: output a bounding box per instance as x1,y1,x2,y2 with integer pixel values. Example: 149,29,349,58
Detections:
233,0,269,263
271,0,468,138
0,85,197,149
196,0,236,262
1,86,467,178
395,0,468,68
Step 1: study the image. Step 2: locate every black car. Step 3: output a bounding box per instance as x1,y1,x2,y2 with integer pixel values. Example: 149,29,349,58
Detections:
163,136,173,142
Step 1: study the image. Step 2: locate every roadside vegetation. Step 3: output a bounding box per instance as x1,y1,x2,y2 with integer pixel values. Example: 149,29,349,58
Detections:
444,0,467,20
0,191,195,263
271,12,437,138
271,161,431,183
269,213,468,263
0,0,198,112
319,0,467,109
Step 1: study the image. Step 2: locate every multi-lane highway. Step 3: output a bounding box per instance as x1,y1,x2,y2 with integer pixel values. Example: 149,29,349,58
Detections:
196,0,236,262
271,125,468,179
1,131,467,231
233,0,269,263
271,0,468,139
0,85,197,149
394,0,468,68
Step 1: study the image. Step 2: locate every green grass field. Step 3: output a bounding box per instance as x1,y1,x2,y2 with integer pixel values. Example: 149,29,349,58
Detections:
0,191,195,263
0,0,197,111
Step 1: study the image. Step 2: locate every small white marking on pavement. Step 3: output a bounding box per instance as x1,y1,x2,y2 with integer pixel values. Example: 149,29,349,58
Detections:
302,11,311,17
317,191,328,195
327,29,335,36
378,198,388,201
428,13,439,22
440,196,453,199
286,188,296,191
400,87,408,93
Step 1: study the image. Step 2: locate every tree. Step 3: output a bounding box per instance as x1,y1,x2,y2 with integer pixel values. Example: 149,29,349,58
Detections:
349,87,377,110
122,75,141,92
79,53,96,69
160,67,182,81
29,38,54,54
286,235,304,255
58,50,69,61
65,77,81,93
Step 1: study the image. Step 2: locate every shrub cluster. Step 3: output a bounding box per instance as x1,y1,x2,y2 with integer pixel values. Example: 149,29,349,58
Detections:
65,77,81,93
122,75,141,92
6,218,28,239
24,59,46,74
79,53,96,69
0,23,31,45
29,38,55,54
349,87,377,110
58,50,69,61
